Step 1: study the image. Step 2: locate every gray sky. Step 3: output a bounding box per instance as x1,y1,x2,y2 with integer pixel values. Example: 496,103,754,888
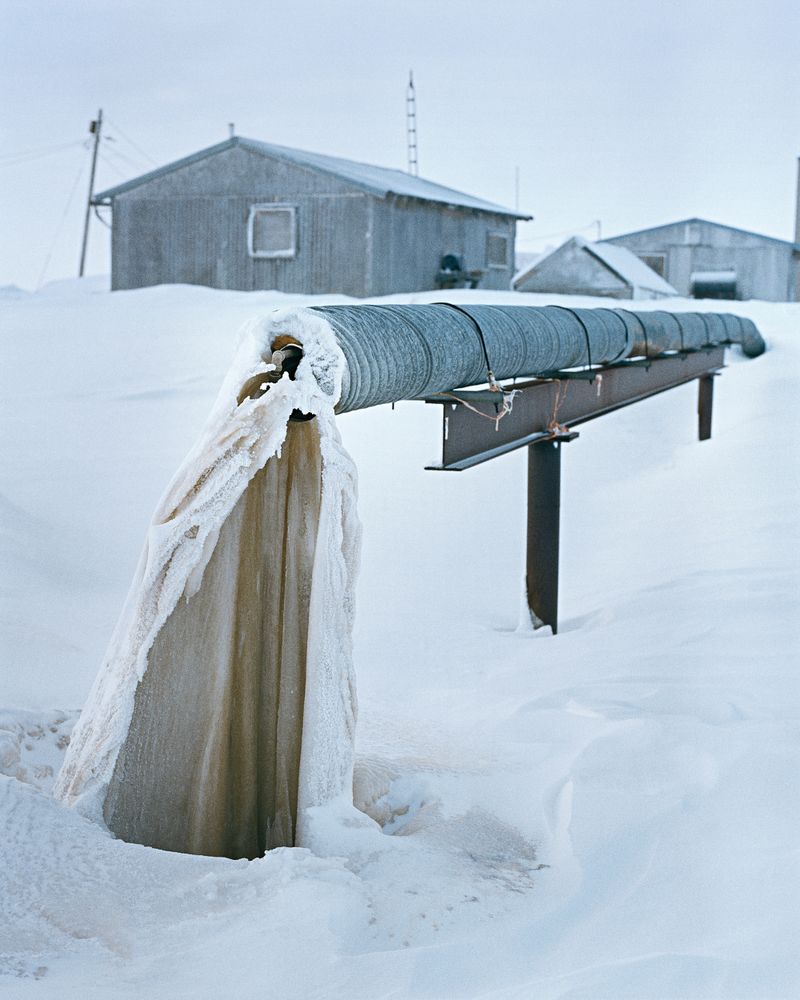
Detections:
2,0,798,289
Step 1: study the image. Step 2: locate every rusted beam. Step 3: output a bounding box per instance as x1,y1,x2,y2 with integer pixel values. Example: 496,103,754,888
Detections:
698,374,715,441
425,347,727,635
527,439,564,633
425,347,726,471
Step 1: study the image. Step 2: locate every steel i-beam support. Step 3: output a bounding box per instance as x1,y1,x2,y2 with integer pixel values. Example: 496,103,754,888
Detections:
426,347,726,471
424,348,727,636
698,374,715,441
526,432,577,634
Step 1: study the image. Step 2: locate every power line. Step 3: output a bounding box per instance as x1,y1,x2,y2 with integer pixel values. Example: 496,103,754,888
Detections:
516,220,603,245
97,150,128,181
105,118,159,167
36,150,88,290
0,139,83,162
0,140,85,168
101,139,149,173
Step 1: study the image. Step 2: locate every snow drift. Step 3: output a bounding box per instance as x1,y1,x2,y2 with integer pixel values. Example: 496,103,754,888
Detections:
3,283,797,998
54,308,361,858
53,299,767,861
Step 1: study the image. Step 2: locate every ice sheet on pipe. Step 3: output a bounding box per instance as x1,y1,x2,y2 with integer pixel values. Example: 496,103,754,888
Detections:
55,308,361,859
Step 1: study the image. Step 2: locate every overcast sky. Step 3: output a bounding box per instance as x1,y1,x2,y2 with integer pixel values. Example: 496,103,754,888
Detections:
2,0,798,289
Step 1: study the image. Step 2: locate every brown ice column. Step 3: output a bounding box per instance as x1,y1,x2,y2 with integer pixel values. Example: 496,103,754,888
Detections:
103,421,322,858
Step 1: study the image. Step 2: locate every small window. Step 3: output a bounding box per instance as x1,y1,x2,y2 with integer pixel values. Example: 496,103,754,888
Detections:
486,233,509,269
247,204,297,258
638,253,666,278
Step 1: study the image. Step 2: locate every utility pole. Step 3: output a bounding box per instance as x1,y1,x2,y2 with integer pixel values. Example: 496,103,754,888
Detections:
79,108,103,278
406,71,418,176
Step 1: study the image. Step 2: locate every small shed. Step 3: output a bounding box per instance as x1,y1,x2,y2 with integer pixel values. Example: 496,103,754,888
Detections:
513,235,678,299
95,136,531,297
603,218,800,301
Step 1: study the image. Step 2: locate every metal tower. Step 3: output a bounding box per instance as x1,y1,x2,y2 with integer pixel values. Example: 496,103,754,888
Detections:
406,71,418,176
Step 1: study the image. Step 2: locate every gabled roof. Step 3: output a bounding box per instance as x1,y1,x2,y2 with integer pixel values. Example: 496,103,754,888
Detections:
94,136,532,219
606,217,800,250
514,235,677,295
586,238,677,294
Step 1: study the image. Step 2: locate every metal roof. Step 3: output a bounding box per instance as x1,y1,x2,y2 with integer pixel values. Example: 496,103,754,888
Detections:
94,136,531,219
584,238,677,295
514,235,678,295
605,217,800,251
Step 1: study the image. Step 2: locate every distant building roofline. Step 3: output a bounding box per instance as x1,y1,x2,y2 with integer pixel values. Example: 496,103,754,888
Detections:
513,234,677,295
581,237,677,295
604,217,800,251
94,136,532,220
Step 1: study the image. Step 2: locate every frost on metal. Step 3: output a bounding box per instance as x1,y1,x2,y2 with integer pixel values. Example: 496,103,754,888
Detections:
54,308,361,859
317,303,765,413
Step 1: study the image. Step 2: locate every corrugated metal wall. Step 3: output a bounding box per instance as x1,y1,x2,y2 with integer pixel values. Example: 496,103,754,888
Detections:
112,193,371,295
606,221,796,301
369,198,516,295
109,145,518,296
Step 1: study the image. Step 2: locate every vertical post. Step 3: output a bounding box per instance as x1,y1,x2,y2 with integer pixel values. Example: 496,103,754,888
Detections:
526,440,562,634
79,108,103,278
698,374,714,441
794,157,800,301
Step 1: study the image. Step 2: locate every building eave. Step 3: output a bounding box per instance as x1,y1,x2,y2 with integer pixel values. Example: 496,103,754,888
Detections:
93,135,533,220
605,217,800,251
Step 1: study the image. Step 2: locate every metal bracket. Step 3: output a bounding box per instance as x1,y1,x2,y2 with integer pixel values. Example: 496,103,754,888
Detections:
425,347,725,471
424,346,727,635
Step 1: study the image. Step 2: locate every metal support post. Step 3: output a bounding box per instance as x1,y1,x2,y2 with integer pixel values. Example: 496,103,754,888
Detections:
526,436,573,634
79,108,103,278
698,374,715,441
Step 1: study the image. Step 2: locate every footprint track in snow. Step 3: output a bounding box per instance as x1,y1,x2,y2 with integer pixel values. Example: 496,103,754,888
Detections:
0,709,78,794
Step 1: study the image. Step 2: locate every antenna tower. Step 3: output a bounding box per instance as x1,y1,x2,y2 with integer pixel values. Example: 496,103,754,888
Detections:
406,71,418,176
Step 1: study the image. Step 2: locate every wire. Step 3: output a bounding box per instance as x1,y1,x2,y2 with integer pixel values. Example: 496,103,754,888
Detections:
516,220,601,245
93,204,111,229
434,302,499,387
105,118,159,166
0,139,83,162
0,140,86,169
437,389,519,430
101,138,152,173
35,150,89,290
97,150,129,181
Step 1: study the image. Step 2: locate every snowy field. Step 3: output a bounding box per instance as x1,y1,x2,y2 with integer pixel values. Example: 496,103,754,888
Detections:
1,279,798,999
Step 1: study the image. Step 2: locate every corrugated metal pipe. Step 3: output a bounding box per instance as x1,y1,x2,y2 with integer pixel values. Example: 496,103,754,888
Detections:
306,304,765,414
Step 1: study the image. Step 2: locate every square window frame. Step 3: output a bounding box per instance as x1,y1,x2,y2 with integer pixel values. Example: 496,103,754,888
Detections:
247,203,298,259
486,231,510,270
637,252,667,278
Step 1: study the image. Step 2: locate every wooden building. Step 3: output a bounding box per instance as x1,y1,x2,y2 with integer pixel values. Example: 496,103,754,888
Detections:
513,235,677,299
603,218,800,301
95,136,530,296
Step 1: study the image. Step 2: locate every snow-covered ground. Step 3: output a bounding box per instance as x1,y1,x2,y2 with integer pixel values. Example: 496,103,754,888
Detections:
1,279,798,999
